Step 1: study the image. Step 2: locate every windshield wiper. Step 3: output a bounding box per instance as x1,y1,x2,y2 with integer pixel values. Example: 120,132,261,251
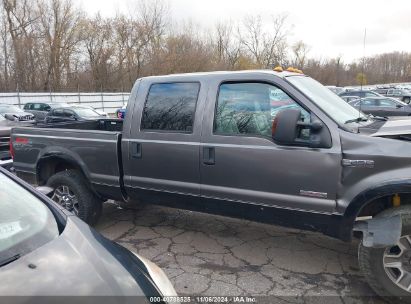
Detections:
344,117,369,124
0,254,21,267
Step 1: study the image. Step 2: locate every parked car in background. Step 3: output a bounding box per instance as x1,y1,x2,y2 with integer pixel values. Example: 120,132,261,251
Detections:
0,166,177,298
326,86,345,95
338,90,382,98
348,97,411,117
24,102,108,121
24,102,69,121
372,88,389,96
385,88,411,103
340,95,360,103
116,103,127,119
45,106,106,123
0,116,14,169
93,107,108,117
0,104,35,122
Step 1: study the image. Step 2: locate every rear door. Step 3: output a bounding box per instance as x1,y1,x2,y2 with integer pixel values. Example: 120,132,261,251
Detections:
200,74,342,213
123,78,207,204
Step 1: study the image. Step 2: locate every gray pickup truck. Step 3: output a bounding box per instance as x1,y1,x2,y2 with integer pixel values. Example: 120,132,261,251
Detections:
10,70,411,300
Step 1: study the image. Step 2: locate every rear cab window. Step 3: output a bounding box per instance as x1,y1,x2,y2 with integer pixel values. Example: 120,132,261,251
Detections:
141,82,200,133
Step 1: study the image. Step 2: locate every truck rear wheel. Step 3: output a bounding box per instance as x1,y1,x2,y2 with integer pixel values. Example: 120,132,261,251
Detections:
358,206,411,303
47,169,102,225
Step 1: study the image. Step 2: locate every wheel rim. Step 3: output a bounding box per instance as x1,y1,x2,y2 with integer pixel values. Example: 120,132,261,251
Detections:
51,185,79,215
383,235,411,291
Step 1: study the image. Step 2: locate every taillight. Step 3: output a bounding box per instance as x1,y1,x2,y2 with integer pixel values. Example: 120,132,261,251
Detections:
9,140,14,159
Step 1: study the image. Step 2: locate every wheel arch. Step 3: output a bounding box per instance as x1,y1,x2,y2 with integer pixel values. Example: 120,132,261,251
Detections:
340,180,411,241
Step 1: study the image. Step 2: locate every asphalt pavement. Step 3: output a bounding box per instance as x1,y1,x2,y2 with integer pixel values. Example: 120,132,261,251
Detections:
96,201,385,303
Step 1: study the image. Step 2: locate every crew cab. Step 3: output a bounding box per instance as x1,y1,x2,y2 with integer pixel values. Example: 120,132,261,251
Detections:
11,70,411,300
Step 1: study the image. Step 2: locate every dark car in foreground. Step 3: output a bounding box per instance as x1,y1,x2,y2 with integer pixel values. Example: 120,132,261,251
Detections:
349,97,411,117
0,104,35,122
0,166,177,299
12,70,411,300
45,106,106,123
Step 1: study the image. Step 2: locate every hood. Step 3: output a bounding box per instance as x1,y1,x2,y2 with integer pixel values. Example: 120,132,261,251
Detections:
371,117,411,137
0,216,146,296
2,111,35,122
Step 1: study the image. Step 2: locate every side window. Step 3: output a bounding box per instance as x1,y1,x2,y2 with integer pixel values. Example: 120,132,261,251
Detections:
214,82,310,138
378,99,397,107
360,99,377,106
33,103,42,110
53,109,64,117
141,82,200,132
63,110,74,117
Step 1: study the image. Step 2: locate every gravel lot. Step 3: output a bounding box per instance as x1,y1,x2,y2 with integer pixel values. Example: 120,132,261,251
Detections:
96,201,385,303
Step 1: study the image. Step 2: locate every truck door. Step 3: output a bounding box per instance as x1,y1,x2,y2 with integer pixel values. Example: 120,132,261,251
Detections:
200,76,342,214
122,79,205,204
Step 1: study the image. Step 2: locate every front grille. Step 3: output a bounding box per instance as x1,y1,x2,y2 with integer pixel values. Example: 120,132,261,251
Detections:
19,115,33,121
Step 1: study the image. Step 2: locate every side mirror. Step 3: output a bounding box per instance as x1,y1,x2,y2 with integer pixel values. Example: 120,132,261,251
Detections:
272,109,327,148
4,113,16,121
396,104,403,109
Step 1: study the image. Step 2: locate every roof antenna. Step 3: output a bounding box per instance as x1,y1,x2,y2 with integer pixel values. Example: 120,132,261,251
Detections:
358,28,367,126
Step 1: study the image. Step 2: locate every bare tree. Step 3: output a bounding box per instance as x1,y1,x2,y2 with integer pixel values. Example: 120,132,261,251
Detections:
240,14,289,68
292,40,310,69
36,0,84,91
83,14,113,90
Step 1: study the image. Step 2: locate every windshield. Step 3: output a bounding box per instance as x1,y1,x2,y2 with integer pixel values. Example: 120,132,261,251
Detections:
0,173,59,266
287,76,367,125
0,105,24,114
73,107,101,118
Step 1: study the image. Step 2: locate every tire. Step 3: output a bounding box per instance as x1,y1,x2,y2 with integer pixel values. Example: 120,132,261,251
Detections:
404,97,410,104
47,169,102,225
359,206,411,303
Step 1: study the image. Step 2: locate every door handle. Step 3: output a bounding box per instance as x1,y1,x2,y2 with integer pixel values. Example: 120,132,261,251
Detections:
203,146,215,165
131,142,142,159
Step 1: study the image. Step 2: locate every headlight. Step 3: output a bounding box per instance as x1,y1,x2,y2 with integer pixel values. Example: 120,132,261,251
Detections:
132,252,177,297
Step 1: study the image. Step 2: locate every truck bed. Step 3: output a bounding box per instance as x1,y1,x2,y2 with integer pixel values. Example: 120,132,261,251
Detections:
11,124,124,201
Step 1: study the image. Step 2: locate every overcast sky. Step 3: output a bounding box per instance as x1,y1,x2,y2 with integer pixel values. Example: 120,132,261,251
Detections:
77,0,411,62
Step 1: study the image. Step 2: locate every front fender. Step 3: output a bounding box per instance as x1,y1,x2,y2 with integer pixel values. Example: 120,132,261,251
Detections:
339,180,411,241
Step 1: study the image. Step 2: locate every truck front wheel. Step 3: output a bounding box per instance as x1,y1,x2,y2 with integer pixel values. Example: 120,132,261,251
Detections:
47,169,102,225
359,206,411,303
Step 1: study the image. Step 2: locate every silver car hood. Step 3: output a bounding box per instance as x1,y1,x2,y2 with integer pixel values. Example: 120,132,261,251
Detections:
0,216,144,296
371,117,411,137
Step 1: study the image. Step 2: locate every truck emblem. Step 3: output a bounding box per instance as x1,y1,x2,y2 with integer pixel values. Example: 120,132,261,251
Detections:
342,159,375,168
299,190,328,199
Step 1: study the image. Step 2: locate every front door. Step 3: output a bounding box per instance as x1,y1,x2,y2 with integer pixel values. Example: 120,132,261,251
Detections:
200,78,342,213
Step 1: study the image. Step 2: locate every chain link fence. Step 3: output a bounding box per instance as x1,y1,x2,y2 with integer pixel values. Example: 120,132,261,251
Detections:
0,92,130,115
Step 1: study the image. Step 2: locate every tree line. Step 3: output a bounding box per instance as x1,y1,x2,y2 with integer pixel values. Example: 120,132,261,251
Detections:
1,0,410,93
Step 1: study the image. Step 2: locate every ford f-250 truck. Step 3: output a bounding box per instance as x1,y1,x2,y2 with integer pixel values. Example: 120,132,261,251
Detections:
10,70,411,301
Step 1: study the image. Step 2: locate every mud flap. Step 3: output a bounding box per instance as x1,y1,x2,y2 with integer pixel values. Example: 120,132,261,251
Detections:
353,215,402,248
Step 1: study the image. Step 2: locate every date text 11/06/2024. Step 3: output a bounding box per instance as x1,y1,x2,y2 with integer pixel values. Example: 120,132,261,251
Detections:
149,296,257,303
